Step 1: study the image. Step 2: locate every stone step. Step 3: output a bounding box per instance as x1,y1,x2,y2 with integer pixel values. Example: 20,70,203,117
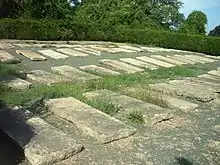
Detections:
44,97,136,143
51,65,100,81
136,56,175,68
84,89,175,125
119,58,158,70
0,43,14,49
0,51,20,64
16,50,47,61
208,70,220,77
79,65,121,76
56,48,89,57
100,59,144,73
198,74,220,81
174,55,205,64
149,83,218,102
151,55,186,65
0,75,31,90
38,50,69,59
74,47,101,56
0,109,83,165
119,45,142,52
26,70,68,85
184,55,210,63
167,55,196,64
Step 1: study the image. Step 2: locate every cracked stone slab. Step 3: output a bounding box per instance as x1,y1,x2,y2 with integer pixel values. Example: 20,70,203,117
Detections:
136,56,175,68
120,58,158,70
44,97,136,143
16,50,47,61
208,70,220,77
0,75,31,90
174,55,205,64
151,55,186,65
0,51,20,64
149,83,218,102
0,109,83,165
26,70,68,85
38,50,69,59
84,89,175,125
0,43,14,49
167,55,196,64
119,45,143,52
56,48,89,57
79,65,121,75
74,47,101,56
51,65,100,81
100,59,144,73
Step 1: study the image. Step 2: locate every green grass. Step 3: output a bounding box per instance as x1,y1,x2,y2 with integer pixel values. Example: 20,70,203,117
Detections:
127,111,145,124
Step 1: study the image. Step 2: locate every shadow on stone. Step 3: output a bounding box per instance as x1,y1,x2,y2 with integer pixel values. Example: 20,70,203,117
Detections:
0,101,34,165
175,157,193,165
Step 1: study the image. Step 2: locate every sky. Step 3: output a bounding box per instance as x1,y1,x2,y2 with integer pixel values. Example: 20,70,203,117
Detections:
180,0,220,32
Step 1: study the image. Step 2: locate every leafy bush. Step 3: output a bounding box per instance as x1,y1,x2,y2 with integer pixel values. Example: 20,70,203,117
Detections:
0,19,220,55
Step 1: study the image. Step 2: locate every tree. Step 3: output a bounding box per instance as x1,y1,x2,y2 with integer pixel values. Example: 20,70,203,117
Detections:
209,25,220,37
179,10,207,35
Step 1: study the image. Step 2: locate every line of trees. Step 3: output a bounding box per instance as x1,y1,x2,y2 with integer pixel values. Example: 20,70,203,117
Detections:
0,0,219,36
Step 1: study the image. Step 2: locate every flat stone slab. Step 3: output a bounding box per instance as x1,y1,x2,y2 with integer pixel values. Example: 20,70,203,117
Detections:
184,55,209,63
151,55,186,65
0,51,20,64
111,47,136,53
44,97,136,143
16,50,47,61
198,74,220,81
74,47,101,56
167,55,196,64
120,58,158,70
51,65,100,81
56,48,89,57
149,83,218,102
38,50,69,59
79,65,121,75
100,59,144,73
88,46,116,53
141,47,187,53
136,56,175,68
26,70,67,85
0,110,83,165
189,55,216,63
0,43,14,49
84,89,175,125
204,55,220,60
208,70,220,77
174,55,204,64
119,45,142,52
0,75,31,90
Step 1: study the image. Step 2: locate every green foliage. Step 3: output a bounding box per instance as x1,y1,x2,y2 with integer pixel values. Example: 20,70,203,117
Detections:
209,25,220,37
179,10,207,35
127,111,145,124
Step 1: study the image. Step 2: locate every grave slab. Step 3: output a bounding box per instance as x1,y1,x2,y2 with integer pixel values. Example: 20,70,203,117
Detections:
0,43,14,49
152,55,186,65
174,55,205,64
44,97,137,143
57,48,88,57
38,50,69,59
0,51,20,64
79,65,121,75
74,47,100,56
16,50,46,61
167,55,196,64
119,45,143,52
208,70,220,77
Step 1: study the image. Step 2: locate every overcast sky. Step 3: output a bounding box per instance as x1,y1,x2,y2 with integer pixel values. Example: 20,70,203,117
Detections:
180,0,220,31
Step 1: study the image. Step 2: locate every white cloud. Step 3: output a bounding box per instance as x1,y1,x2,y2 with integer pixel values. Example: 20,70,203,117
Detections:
180,0,220,13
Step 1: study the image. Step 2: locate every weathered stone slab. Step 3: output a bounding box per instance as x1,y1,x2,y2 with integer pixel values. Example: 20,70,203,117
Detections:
74,47,101,56
51,65,100,81
0,43,14,49
167,55,196,64
38,50,69,59
16,50,47,61
79,65,121,75
198,74,220,81
88,46,116,53
174,55,205,64
208,70,220,77
136,56,175,68
57,48,89,57
149,83,218,102
0,75,31,90
120,58,158,70
204,55,220,60
111,47,136,53
141,47,187,53
0,51,20,64
84,89,174,125
100,59,144,73
188,55,216,63
119,45,143,52
152,55,186,65
0,110,83,165
26,70,67,85
44,97,136,143
184,55,208,63
52,44,82,48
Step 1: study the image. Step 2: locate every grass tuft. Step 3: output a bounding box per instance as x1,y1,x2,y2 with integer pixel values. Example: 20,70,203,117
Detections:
127,111,145,124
